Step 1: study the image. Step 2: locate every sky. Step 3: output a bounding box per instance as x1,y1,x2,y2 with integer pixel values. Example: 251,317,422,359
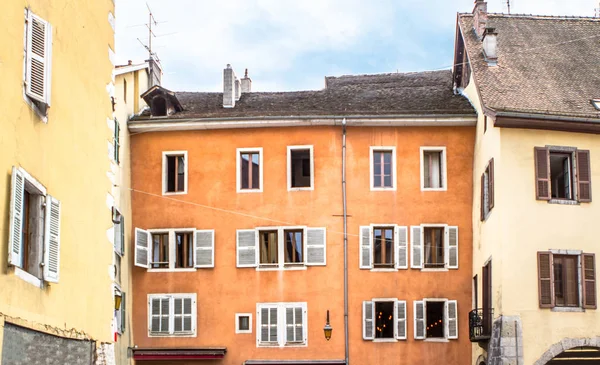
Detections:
115,0,597,92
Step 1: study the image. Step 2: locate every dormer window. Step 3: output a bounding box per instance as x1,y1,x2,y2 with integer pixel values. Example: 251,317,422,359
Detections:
152,96,167,116
140,85,183,118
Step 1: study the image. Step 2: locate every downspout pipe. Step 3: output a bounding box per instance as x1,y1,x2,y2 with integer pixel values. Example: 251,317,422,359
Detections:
342,118,349,364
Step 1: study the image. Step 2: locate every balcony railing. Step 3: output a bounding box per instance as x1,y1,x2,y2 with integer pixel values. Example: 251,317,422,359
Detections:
469,308,493,342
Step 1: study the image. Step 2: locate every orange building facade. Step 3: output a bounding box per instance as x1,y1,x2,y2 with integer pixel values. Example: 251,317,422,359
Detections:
128,69,476,364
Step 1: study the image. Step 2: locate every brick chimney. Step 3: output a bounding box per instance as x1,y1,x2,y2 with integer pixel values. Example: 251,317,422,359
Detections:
241,69,252,93
482,27,498,66
223,64,235,108
473,0,488,39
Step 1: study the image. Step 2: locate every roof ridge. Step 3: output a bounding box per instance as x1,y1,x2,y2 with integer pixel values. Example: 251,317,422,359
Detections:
459,13,600,20
327,69,450,79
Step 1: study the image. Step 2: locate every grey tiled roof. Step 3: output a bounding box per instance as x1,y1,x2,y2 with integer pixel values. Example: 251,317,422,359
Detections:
133,70,474,120
459,14,600,119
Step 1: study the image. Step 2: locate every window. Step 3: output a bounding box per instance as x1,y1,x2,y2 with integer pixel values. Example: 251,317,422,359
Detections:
537,251,596,309
420,147,447,191
23,10,52,118
236,227,326,269
148,294,196,336
481,158,494,221
113,208,124,256
237,148,263,192
370,147,396,190
362,299,406,341
534,147,591,202
410,225,458,270
134,228,215,270
8,167,61,284
288,146,313,190
114,287,125,335
413,299,458,340
359,225,407,270
162,151,187,194
236,313,252,334
113,119,120,164
256,302,307,347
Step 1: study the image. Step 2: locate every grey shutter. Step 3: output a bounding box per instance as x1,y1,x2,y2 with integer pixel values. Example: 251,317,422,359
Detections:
447,300,458,339
237,229,257,267
8,167,25,267
43,195,61,283
161,298,170,334
150,297,170,334
120,292,126,333
114,215,122,256
306,227,326,265
395,300,407,340
150,298,161,333
269,307,278,342
362,301,374,340
194,229,214,268
120,215,125,255
25,12,51,104
411,226,422,269
395,226,408,269
174,298,183,333
359,226,372,269
285,307,304,343
446,226,458,269
134,228,150,268
414,300,425,339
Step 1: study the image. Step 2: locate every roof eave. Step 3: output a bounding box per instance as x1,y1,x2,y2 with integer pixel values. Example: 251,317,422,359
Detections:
493,110,600,134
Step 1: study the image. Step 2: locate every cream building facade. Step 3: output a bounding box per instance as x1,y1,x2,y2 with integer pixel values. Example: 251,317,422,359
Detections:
454,2,600,365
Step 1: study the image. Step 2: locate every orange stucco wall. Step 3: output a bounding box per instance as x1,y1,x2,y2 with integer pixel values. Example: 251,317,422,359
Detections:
130,125,474,364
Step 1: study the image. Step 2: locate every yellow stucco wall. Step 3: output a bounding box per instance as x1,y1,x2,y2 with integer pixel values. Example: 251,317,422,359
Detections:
0,0,115,346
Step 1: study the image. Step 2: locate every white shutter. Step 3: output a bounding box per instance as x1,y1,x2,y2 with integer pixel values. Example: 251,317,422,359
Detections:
359,226,372,269
285,306,304,343
447,300,458,339
134,228,150,268
362,301,374,340
410,226,422,269
237,229,257,267
306,227,326,265
395,300,407,340
8,167,25,267
395,226,408,269
43,195,61,283
414,300,425,340
25,12,51,104
446,226,458,269
194,229,214,268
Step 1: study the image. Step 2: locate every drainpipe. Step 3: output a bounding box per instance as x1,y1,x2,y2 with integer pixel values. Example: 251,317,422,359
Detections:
342,118,349,364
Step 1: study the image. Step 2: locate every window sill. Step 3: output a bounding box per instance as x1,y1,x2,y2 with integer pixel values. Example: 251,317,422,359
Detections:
370,268,398,272
237,189,263,193
424,338,449,342
420,268,449,272
548,199,579,205
147,268,197,273
148,332,197,338
370,187,397,192
235,330,252,334
288,187,314,191
551,307,585,312
421,187,447,192
14,266,43,288
162,191,187,196
257,266,307,271
373,338,398,343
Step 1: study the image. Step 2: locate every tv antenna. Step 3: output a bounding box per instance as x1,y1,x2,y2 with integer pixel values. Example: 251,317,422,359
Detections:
136,3,168,60
595,2,600,17
506,0,511,14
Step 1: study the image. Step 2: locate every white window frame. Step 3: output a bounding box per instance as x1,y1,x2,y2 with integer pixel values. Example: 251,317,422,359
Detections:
162,151,188,195
420,146,447,191
421,298,453,342
370,147,397,191
256,226,308,271
287,145,314,191
372,298,399,342
235,313,253,334
256,302,308,348
148,228,196,272
148,293,197,337
420,224,448,272
237,147,263,193
370,224,398,272
114,284,123,335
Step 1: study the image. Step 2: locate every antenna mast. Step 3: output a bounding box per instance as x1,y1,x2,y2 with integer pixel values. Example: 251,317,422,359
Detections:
507,0,511,14
595,2,600,17
137,3,164,60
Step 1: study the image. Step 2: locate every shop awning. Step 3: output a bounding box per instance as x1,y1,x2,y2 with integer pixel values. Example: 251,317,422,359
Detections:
133,347,227,361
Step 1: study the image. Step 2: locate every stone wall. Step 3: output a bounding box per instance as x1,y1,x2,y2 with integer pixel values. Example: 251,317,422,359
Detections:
487,316,524,365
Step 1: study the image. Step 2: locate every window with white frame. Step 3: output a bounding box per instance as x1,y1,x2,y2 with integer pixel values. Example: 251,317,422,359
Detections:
236,227,326,269
236,313,252,334
148,293,196,336
8,166,61,284
420,147,447,191
162,151,187,194
370,147,396,190
23,9,53,118
413,299,458,340
288,146,314,190
410,224,458,270
237,148,263,192
256,302,307,347
362,299,406,341
114,287,125,335
134,228,214,270
359,225,408,270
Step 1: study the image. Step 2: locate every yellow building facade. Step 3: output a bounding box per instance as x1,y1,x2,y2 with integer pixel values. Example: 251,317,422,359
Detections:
0,0,117,363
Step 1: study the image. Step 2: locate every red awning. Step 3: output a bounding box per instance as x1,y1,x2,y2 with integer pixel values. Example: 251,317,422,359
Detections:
133,347,226,361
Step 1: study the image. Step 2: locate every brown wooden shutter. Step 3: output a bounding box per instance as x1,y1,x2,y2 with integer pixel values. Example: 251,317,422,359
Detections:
577,150,592,202
534,147,551,200
489,158,495,209
582,253,596,309
538,251,554,308
480,173,485,221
